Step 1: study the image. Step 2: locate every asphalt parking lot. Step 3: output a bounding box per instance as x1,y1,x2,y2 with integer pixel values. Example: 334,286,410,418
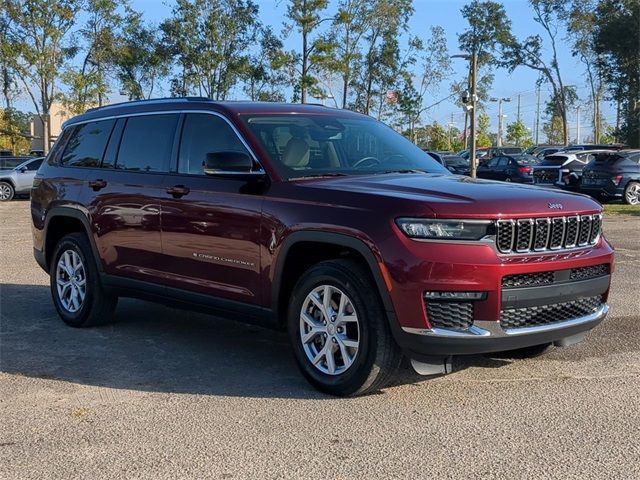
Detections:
1,200,639,479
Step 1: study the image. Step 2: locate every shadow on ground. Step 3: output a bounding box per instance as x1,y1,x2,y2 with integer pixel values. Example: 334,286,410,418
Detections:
0,283,512,399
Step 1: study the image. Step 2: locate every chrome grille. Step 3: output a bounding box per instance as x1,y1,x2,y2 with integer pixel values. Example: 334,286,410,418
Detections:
496,214,602,254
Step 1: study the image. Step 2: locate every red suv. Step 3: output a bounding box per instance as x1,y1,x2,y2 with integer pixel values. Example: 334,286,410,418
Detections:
31,98,614,396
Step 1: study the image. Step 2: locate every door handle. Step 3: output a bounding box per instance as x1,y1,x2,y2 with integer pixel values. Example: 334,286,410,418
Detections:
88,179,107,191
166,185,190,198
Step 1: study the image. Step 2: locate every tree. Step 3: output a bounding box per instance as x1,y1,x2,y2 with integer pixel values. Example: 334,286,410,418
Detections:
324,0,369,108
111,7,169,100
0,108,31,154
161,0,260,100
566,0,605,143
594,0,640,147
59,0,123,114
457,1,512,147
501,0,572,145
476,112,492,147
543,86,577,144
352,0,413,117
4,0,81,153
284,0,333,103
506,120,533,147
243,26,291,101
397,26,451,142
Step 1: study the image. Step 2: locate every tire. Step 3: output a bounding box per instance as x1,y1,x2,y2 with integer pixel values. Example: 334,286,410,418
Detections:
0,181,14,201
50,232,118,327
504,177,512,182
287,259,402,397
624,181,640,205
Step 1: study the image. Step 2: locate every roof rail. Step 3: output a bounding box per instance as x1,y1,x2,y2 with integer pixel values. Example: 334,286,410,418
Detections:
84,96,212,113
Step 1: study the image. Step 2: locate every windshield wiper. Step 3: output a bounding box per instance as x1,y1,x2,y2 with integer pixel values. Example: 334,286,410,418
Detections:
290,173,349,181
378,169,426,175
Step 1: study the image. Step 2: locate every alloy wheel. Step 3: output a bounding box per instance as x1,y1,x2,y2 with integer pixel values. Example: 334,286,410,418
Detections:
626,183,640,205
299,285,360,375
0,183,12,200
56,250,87,313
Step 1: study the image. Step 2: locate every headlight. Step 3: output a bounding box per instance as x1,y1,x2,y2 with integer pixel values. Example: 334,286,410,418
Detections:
395,218,492,241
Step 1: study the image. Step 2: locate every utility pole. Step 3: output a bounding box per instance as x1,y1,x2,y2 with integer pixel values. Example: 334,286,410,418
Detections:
517,94,521,123
576,105,581,144
535,85,541,145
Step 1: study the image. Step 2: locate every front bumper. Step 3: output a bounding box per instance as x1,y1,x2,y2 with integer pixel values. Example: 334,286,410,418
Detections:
395,303,608,357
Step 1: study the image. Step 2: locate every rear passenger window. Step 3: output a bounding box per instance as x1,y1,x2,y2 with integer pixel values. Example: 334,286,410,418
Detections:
178,113,250,175
61,120,115,167
116,114,178,172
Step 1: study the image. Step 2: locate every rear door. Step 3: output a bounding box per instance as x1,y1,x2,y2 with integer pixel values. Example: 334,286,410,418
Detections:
15,157,44,192
86,113,179,282
477,157,498,179
159,112,264,304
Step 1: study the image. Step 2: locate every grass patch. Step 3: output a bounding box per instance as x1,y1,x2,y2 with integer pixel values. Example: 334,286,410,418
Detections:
604,204,640,216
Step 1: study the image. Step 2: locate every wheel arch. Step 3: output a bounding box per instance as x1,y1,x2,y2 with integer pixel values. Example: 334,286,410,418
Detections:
44,207,102,272
271,231,396,326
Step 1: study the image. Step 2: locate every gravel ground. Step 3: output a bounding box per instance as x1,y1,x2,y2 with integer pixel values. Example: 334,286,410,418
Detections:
1,200,639,479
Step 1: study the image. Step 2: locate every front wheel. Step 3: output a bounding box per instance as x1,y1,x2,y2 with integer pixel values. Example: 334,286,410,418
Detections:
288,259,402,396
50,233,118,327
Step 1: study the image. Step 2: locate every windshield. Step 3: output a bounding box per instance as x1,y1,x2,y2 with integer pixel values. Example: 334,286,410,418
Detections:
541,155,569,166
242,114,449,179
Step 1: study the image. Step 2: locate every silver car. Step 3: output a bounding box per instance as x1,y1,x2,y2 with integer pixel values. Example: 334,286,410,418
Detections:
0,157,45,201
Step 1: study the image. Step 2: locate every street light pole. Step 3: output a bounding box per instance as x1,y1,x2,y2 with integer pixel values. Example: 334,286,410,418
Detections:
490,97,511,148
469,52,477,178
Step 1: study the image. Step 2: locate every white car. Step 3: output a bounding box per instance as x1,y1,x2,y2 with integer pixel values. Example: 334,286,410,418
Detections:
0,157,45,201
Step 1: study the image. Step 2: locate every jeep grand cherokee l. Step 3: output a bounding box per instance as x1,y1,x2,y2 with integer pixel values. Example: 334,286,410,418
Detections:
31,98,614,396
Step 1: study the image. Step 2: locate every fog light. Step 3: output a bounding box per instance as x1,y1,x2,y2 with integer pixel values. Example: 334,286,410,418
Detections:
424,291,487,301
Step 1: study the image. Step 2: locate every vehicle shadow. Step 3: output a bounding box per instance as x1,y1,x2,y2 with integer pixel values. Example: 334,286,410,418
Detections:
0,283,510,399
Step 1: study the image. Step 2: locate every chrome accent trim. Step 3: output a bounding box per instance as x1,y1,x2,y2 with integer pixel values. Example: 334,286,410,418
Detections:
515,218,535,252
578,214,593,246
503,304,609,336
497,219,515,253
533,217,552,251
61,109,266,174
401,304,608,339
564,215,580,248
549,216,566,250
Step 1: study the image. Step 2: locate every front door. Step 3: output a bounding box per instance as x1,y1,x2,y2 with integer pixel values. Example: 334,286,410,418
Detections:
159,113,263,305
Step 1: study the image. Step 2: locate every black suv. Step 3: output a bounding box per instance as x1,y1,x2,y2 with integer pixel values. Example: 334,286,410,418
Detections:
581,150,640,204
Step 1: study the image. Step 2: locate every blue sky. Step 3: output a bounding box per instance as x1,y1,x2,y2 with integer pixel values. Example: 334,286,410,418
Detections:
19,0,616,143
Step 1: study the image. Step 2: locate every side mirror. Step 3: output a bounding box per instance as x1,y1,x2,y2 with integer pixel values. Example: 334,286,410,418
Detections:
204,151,254,174
19,167,27,173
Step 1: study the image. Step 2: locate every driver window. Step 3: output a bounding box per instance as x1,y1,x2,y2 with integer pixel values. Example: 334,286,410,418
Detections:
497,157,510,167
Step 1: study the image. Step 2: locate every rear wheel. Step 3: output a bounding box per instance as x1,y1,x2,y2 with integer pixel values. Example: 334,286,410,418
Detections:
0,181,14,201
288,259,402,397
50,233,118,327
624,181,640,205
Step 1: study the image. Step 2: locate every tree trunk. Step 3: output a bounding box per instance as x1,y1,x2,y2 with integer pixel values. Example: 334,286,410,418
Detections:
301,30,308,104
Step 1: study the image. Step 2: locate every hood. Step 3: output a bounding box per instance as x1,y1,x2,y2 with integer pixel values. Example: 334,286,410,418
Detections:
294,173,601,218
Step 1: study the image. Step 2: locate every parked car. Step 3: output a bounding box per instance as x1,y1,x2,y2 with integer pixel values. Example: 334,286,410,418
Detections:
533,150,612,190
0,156,30,169
476,154,537,183
535,146,563,159
563,144,626,153
31,98,613,396
423,151,470,175
0,157,45,201
581,150,640,205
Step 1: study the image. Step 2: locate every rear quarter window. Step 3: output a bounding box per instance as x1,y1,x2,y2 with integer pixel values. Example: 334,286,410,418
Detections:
61,120,116,167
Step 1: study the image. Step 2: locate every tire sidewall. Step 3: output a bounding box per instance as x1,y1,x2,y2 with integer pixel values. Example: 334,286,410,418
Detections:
288,264,382,395
50,234,97,327
0,182,14,201
624,181,639,205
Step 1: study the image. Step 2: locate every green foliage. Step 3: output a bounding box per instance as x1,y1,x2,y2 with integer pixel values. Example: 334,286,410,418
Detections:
476,112,492,147
0,108,31,154
506,120,533,147
543,114,564,145
458,0,514,65
594,0,640,147
112,7,168,100
161,0,260,100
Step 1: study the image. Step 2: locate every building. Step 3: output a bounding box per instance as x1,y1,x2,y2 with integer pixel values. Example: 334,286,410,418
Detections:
30,103,74,154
